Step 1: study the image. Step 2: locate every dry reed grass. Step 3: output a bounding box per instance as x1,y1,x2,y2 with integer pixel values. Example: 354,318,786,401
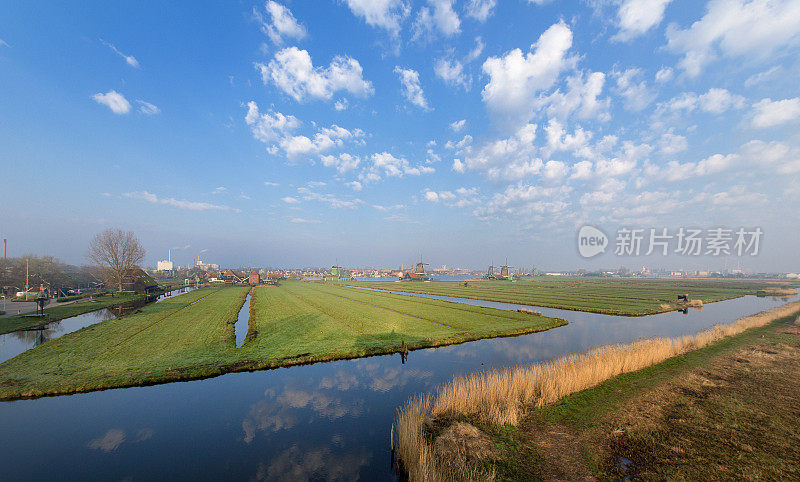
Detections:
395,300,800,481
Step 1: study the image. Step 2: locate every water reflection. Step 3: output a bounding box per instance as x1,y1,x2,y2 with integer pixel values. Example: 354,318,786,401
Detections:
0,294,794,480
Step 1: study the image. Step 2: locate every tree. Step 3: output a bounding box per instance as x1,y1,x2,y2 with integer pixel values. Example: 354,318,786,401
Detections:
87,229,146,292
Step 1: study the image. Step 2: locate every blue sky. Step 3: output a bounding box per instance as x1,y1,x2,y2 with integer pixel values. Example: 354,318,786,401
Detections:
1,0,799,272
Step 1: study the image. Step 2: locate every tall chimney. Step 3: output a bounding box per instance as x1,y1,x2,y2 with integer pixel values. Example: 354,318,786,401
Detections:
2,238,6,258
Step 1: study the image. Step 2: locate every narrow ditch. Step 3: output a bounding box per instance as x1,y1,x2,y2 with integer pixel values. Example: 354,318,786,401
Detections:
235,289,253,348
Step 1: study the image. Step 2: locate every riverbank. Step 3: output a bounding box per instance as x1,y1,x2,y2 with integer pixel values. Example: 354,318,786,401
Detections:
0,293,144,335
395,300,800,480
347,278,798,316
0,282,565,400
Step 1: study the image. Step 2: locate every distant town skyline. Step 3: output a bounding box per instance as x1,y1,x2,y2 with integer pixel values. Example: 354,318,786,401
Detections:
2,1,799,272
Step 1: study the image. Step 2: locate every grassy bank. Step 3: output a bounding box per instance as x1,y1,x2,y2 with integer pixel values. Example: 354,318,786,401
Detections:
395,300,800,480
348,278,797,316
0,282,565,400
0,293,144,335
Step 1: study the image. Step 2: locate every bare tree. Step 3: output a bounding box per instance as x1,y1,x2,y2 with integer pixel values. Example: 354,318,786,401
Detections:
87,229,146,292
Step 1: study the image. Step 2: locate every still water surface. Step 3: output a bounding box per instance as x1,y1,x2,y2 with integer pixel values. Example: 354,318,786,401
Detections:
0,293,794,480
0,287,197,363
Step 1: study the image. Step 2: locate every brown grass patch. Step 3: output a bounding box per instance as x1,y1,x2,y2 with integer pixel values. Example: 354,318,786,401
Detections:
396,302,800,480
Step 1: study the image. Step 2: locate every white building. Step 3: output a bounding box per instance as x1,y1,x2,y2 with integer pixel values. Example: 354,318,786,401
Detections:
157,259,174,271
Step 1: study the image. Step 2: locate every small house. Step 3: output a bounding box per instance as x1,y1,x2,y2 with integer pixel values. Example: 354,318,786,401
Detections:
248,271,260,285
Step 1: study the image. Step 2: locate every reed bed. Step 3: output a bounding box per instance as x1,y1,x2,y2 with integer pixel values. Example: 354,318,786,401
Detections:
395,300,800,480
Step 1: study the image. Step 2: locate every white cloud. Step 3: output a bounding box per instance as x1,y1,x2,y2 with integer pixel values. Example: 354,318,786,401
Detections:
666,0,800,77
660,88,745,114
244,101,300,143
362,152,433,181
347,180,363,191
321,153,361,173
465,0,496,22
413,0,460,40
458,123,542,180
342,0,410,38
570,160,594,180
659,132,688,154
655,67,674,83
466,36,484,62
255,1,307,45
334,98,349,111
124,191,240,212
612,0,673,42
614,68,655,112
394,66,430,110
136,100,160,115
751,97,800,128
450,119,467,132
0,39,8,48
698,88,745,113
290,217,321,223
297,187,363,209
744,66,781,87
257,47,374,102
740,139,800,173
541,71,610,121
100,39,139,68
543,160,568,179
434,57,469,89
423,187,479,207
282,196,300,204
264,181,280,187
481,22,576,127
92,90,131,114
445,134,472,150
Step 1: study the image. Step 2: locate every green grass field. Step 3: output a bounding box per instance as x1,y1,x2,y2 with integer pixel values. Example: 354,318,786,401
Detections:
0,282,564,400
0,293,144,335
345,277,798,315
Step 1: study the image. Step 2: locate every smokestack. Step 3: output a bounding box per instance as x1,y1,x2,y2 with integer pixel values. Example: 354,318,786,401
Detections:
168,248,171,263
2,238,5,258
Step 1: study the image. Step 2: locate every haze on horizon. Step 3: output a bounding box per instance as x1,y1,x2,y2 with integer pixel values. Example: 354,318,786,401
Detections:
1,0,799,273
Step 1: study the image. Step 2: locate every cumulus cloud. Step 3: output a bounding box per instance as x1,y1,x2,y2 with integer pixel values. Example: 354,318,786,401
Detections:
343,0,410,39
257,47,374,102
655,67,674,83
124,191,240,212
321,153,361,173
659,132,688,154
244,101,300,143
481,22,576,127
361,152,434,181
751,97,800,128
613,68,655,112
450,119,466,132
666,0,800,77
660,88,745,114
612,0,673,42
541,71,610,121
465,0,496,22
412,0,460,40
394,66,430,110
92,90,131,114
423,187,479,207
254,1,307,45
434,57,469,89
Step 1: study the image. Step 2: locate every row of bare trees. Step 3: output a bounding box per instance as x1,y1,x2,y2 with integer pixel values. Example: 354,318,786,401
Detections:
1,229,146,294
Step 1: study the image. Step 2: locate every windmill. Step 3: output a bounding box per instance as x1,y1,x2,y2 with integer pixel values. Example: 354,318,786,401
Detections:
401,254,430,281
500,258,513,280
